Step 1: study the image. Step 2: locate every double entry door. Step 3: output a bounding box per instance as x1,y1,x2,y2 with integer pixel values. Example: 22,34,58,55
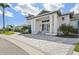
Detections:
42,23,50,33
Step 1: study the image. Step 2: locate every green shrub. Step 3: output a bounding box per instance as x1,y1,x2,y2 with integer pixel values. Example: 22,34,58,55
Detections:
58,24,77,35
0,31,3,34
20,25,31,34
21,26,28,32
0,29,3,34
74,43,79,52
14,25,31,34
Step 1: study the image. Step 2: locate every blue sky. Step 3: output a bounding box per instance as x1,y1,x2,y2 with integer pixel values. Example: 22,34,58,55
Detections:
0,3,78,28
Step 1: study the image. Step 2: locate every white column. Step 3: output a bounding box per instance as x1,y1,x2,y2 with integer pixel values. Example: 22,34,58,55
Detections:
31,19,34,34
33,19,37,34
49,15,53,33
53,14,58,35
31,19,37,34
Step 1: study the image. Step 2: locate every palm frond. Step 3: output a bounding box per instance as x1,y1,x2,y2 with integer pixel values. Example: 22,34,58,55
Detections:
0,3,10,8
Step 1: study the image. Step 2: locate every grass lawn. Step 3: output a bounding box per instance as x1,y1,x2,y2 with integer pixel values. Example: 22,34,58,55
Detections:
74,43,79,52
3,31,15,35
0,31,15,35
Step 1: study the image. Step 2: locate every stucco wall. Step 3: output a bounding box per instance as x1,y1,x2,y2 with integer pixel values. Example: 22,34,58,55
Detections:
60,15,70,25
70,20,79,29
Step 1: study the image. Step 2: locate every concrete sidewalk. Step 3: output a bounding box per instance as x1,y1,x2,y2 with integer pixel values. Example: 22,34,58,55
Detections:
0,34,74,55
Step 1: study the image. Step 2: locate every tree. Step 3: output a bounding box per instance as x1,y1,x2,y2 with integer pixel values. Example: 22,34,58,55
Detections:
0,3,10,31
5,25,14,31
21,25,28,33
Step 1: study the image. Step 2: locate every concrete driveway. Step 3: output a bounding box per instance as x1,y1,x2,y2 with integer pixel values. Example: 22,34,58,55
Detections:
0,39,28,55
20,34,79,45
0,33,78,55
2,34,76,55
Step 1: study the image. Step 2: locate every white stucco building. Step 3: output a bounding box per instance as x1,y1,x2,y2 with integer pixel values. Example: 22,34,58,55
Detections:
27,10,79,35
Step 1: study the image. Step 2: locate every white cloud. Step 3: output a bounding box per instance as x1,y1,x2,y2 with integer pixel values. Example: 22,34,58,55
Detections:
43,3,64,11
15,5,28,15
0,10,13,17
11,3,64,16
14,6,22,11
5,11,13,17
13,3,42,16
14,5,28,16
70,4,79,14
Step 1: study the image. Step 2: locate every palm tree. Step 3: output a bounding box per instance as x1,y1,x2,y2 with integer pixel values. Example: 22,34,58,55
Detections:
0,3,10,31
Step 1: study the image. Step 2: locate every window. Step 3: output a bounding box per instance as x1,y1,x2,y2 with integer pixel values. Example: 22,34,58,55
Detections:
62,17,65,20
42,24,44,31
42,20,49,22
42,24,46,31
47,24,50,32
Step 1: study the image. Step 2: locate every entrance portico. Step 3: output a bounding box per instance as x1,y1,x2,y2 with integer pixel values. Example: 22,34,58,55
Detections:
31,13,58,35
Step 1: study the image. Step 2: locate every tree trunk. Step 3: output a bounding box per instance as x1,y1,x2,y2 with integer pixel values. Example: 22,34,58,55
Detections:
3,7,5,31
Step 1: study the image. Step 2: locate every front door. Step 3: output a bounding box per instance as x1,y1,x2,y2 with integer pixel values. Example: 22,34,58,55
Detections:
42,23,50,33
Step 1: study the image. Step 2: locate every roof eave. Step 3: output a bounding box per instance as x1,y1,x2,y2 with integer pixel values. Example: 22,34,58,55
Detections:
27,10,60,20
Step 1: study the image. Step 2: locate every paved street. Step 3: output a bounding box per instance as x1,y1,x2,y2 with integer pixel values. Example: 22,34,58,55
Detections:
0,39,28,55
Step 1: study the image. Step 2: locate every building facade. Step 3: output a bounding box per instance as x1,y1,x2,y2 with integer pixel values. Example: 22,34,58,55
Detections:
27,10,79,35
